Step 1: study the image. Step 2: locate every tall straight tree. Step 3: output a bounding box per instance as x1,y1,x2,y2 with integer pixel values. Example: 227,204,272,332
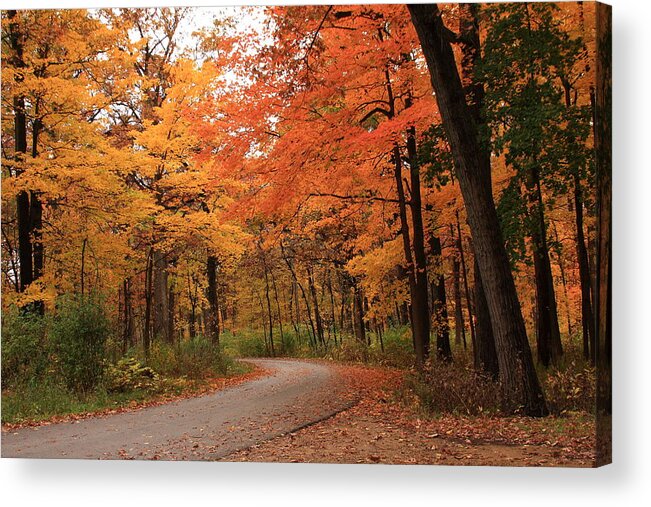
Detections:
408,4,547,416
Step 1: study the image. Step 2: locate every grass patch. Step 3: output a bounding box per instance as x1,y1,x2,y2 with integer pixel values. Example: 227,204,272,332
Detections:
1,359,253,426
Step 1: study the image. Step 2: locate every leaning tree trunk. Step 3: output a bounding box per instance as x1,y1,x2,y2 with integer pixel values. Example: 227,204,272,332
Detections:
408,4,547,416
457,2,497,375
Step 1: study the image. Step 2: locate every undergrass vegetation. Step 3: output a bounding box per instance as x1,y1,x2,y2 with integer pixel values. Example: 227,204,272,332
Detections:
1,302,250,426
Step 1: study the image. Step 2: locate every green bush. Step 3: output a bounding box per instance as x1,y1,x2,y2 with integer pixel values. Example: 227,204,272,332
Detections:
146,336,231,379
50,295,110,393
1,307,49,388
105,357,161,393
225,330,269,358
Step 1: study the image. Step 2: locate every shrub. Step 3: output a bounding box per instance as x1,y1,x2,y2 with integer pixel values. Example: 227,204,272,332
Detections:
327,339,369,363
105,357,161,393
146,336,231,379
405,361,500,416
226,330,269,358
543,362,596,414
1,307,49,388
50,295,110,393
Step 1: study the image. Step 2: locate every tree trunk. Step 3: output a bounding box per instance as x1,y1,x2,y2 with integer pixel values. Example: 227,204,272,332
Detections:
594,2,611,418
327,271,338,346
30,110,44,312
430,235,452,361
406,122,432,362
263,257,276,357
271,269,286,352
143,248,154,356
393,145,429,367
307,266,324,347
526,167,563,366
352,279,366,345
153,250,170,342
450,224,466,349
8,11,33,297
408,4,547,416
167,282,176,344
206,255,220,346
562,69,595,361
122,278,134,354
474,257,499,379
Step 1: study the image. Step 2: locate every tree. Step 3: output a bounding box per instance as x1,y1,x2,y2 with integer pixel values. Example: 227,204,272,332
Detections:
408,4,547,416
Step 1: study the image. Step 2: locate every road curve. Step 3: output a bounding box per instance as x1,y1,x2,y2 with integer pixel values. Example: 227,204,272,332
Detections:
1,359,352,460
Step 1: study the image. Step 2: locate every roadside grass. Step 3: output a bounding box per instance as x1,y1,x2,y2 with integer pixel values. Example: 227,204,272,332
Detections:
1,359,253,426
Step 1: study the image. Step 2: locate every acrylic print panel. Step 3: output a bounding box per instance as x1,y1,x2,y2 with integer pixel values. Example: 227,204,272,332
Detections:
1,2,611,467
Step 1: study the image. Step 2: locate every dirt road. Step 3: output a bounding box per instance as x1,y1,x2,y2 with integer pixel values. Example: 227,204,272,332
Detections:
1,359,352,460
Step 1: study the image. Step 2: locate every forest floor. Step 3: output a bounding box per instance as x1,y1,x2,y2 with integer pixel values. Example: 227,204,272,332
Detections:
225,361,597,467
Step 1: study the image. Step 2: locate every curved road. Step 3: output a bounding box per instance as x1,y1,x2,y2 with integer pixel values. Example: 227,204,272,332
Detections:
1,359,353,460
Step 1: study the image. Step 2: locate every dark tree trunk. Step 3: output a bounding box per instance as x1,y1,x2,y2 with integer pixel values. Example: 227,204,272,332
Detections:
393,145,429,367
206,255,220,346
153,250,170,342
381,62,429,367
430,235,452,361
189,306,197,339
271,269,286,352
143,248,154,356
408,4,547,416
526,167,563,367
167,282,175,344
457,2,496,375
352,279,366,345
552,221,573,338
307,266,324,347
474,257,499,379
122,278,134,353
594,2,611,419
562,70,595,361
29,110,44,316
576,172,596,363
30,108,44,313
8,12,33,297
450,224,466,349
263,259,275,357
327,271,338,346
187,272,199,339
406,122,432,362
